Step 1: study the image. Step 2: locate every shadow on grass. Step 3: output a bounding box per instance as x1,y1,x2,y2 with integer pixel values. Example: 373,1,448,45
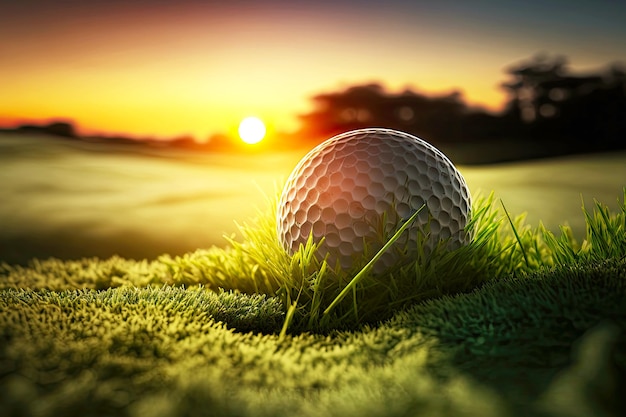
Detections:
0,228,200,266
385,258,626,411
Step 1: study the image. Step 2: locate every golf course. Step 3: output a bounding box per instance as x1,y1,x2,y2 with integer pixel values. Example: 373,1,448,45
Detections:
1,133,624,264
1,133,625,417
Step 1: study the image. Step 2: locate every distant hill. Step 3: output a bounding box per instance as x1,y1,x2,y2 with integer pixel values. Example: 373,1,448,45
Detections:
0,122,237,153
8,121,78,139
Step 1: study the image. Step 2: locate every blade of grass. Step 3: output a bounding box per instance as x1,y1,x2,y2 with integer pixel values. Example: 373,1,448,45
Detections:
501,200,529,269
323,204,426,316
279,300,297,341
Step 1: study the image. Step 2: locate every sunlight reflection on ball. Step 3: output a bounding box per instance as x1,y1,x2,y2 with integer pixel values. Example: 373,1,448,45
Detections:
238,117,266,144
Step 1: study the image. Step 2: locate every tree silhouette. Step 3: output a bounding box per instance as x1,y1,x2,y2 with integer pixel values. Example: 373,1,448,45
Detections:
292,54,626,163
16,121,76,138
500,54,626,151
297,83,470,146
501,54,569,123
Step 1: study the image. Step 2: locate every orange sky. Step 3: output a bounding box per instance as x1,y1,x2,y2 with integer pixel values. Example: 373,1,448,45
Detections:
1,0,625,141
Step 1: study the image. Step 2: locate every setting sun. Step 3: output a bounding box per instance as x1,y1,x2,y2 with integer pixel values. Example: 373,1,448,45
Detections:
238,117,266,145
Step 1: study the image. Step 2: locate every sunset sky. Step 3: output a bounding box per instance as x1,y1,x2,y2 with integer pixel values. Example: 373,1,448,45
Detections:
2,0,625,141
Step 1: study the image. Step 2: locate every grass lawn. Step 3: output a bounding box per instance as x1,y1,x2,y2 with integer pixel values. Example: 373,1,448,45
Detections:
1,134,625,416
1,190,625,417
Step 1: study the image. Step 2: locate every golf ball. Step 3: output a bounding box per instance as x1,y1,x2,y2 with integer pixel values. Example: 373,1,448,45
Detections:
277,128,472,273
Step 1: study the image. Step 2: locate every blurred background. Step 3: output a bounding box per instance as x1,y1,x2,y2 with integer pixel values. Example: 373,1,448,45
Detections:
1,0,625,264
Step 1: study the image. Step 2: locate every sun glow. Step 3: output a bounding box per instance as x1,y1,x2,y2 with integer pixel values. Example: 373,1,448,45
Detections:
238,117,266,144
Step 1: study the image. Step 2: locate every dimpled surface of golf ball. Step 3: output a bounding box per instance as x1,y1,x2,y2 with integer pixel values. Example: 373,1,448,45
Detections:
277,128,472,273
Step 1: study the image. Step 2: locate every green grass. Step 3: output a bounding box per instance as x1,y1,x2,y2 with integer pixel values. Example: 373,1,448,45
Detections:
1,190,625,416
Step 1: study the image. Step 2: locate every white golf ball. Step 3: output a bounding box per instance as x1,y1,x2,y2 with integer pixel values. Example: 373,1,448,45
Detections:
277,128,472,273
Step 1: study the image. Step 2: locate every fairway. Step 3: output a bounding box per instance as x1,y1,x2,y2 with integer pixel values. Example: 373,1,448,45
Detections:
1,133,626,417
1,133,625,264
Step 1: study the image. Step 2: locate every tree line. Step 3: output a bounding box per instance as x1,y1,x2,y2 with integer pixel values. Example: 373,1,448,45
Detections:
294,54,626,163
4,54,625,163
